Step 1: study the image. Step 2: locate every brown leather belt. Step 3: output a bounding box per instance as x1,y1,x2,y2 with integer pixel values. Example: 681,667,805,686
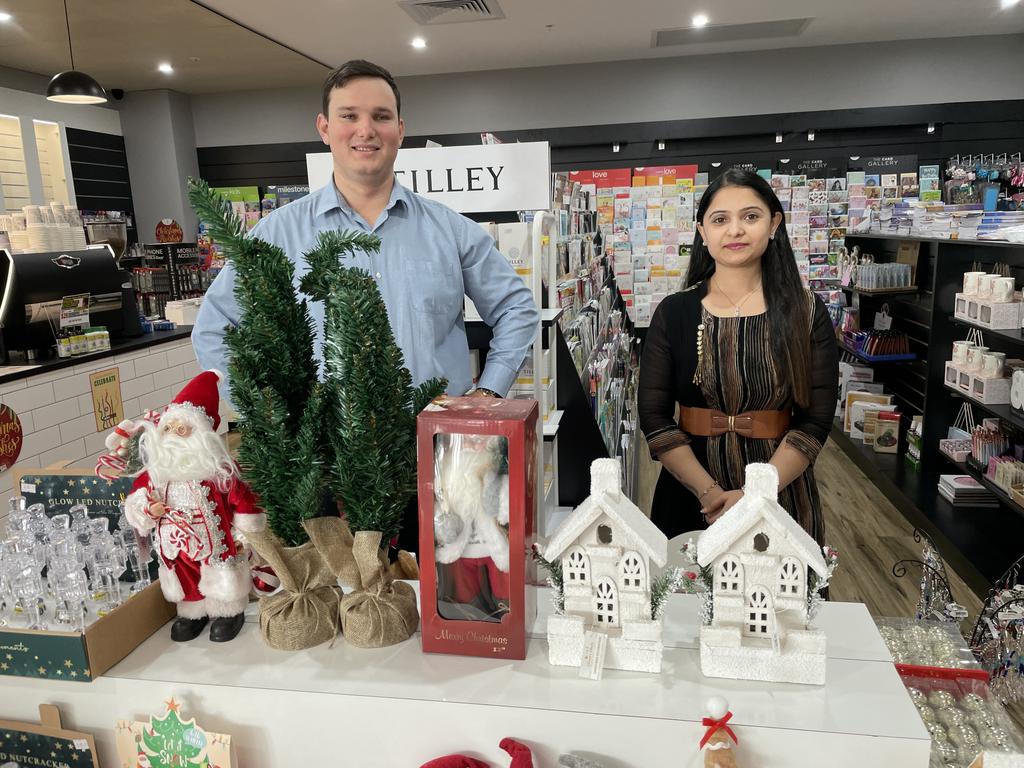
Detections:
680,406,790,440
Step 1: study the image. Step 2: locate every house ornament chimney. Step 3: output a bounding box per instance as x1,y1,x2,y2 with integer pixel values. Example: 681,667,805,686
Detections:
744,463,780,500
590,458,621,501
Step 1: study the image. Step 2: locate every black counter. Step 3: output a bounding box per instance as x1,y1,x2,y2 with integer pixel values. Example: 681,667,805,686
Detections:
0,327,194,386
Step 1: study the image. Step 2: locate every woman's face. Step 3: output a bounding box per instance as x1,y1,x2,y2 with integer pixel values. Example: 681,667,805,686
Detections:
696,185,783,269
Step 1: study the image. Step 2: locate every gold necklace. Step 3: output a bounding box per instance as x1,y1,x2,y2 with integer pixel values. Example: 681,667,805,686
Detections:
714,280,762,317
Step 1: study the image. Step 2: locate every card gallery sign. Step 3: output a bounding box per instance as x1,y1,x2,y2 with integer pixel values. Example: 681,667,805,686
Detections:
306,141,551,213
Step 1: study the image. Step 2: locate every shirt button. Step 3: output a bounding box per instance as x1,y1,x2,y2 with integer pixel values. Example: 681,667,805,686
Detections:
375,272,381,279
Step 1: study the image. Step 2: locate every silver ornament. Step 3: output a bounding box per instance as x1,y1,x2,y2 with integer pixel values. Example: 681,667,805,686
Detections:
937,708,967,728
958,693,986,712
907,687,927,705
928,691,956,709
433,509,464,544
916,704,936,723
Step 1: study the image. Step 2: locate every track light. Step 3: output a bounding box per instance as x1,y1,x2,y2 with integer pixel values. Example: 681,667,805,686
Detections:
775,132,783,144
807,130,815,142
711,162,721,168
612,142,620,153
927,123,936,134
657,140,665,151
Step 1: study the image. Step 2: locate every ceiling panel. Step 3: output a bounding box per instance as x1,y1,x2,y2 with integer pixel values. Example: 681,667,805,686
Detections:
0,0,1021,95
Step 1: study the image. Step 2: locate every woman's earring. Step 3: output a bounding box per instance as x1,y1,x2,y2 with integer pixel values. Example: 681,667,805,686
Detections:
770,231,776,240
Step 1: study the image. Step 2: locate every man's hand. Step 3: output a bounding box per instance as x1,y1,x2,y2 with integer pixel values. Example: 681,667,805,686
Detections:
701,490,744,525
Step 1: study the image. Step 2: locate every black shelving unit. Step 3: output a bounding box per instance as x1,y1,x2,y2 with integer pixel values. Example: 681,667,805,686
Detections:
832,233,1024,594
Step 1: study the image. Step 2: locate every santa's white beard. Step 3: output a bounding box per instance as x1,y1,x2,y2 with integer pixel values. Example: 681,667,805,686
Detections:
140,422,235,491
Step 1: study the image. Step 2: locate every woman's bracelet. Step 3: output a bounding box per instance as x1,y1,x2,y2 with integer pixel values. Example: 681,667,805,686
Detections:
698,481,720,501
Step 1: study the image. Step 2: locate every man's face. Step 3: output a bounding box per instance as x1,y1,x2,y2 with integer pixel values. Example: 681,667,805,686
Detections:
316,76,405,187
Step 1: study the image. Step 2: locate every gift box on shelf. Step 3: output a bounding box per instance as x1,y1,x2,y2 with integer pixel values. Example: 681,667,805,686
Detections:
970,374,1011,405
417,397,539,660
939,438,973,464
954,292,1024,331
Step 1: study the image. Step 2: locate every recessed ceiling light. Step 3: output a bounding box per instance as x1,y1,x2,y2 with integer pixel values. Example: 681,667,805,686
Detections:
158,62,174,74
1000,0,1019,9
0,11,12,22
692,13,709,28
411,37,427,49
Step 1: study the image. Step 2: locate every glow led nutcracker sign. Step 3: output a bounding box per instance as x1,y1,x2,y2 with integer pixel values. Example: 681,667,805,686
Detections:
306,141,551,213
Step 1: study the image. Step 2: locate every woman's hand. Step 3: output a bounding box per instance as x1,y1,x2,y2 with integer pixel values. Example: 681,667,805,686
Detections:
701,489,744,524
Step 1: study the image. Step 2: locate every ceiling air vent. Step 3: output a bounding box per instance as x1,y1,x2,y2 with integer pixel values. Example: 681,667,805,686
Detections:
398,0,505,25
653,18,812,48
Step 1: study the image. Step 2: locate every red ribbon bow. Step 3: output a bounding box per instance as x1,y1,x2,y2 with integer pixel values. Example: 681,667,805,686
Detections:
700,711,738,750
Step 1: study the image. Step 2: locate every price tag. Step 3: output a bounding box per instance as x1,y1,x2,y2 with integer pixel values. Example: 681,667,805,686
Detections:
873,302,892,331
59,293,90,329
579,630,608,680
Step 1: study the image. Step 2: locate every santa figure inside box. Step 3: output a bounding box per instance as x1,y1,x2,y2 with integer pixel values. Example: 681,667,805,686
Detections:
122,370,265,642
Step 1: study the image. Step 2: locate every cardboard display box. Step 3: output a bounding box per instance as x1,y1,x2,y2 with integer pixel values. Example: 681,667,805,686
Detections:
3,463,175,680
0,579,174,681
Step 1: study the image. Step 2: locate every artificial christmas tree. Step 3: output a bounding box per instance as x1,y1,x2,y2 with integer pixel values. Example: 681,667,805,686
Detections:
187,179,444,649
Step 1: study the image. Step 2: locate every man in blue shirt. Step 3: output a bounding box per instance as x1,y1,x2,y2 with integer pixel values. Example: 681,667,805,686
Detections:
192,59,539,405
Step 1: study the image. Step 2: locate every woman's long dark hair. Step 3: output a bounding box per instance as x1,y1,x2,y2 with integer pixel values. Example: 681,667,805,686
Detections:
685,168,812,407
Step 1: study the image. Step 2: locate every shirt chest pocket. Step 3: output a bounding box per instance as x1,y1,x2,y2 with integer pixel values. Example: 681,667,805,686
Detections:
404,260,461,316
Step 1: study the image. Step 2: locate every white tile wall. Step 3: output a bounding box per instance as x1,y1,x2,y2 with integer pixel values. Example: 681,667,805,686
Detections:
0,340,209,508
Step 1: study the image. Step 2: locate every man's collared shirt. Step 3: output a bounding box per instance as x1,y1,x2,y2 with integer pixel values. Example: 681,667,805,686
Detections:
192,179,539,400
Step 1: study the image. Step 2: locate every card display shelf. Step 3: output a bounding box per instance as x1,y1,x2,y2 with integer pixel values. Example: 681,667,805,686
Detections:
0,590,928,768
838,341,916,363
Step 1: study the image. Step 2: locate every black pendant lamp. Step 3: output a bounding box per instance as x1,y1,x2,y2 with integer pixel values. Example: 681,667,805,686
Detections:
46,0,107,104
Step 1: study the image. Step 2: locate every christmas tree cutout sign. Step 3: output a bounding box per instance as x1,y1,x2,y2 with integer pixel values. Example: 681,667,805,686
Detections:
115,699,233,768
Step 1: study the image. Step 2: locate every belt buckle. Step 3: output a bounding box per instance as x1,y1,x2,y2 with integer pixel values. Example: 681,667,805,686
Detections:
727,415,735,433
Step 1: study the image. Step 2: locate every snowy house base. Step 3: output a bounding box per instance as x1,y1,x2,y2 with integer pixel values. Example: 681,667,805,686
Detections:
699,624,826,685
548,614,665,674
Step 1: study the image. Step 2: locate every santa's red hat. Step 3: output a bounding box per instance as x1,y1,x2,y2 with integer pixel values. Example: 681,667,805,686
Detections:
165,369,223,430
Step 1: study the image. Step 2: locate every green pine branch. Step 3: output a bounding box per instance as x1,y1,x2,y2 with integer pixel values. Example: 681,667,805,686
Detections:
186,177,246,256
301,233,445,542
189,177,446,547
532,545,564,612
188,178,322,547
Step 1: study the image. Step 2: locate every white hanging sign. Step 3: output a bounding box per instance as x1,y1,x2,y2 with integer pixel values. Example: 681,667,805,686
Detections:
305,141,551,213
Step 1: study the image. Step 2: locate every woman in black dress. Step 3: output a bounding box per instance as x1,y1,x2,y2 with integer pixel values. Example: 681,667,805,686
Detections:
638,169,838,542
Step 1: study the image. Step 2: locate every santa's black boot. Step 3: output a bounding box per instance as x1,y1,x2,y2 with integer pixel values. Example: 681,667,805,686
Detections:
209,613,245,642
170,616,209,642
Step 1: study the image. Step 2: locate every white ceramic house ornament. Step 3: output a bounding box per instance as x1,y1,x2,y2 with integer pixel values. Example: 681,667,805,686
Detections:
544,458,669,673
697,463,829,685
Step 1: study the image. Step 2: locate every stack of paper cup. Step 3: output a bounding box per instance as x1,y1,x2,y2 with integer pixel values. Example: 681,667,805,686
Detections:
23,205,48,252
0,214,10,253
64,205,88,249
7,212,28,253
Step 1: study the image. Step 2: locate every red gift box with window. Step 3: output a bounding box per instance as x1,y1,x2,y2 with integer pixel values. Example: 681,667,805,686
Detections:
417,397,538,660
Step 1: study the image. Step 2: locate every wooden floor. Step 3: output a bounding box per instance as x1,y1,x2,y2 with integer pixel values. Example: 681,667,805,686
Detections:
635,439,1024,728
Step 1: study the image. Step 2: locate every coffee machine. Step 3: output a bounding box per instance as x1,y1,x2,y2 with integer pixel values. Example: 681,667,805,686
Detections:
0,244,143,363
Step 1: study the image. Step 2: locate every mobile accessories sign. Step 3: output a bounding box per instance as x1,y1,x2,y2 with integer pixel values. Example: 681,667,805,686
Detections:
306,141,552,212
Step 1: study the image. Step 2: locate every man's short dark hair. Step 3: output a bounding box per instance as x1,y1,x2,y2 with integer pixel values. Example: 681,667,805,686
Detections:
321,60,401,117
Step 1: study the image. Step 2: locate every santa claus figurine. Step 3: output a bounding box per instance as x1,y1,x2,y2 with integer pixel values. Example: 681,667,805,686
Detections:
122,370,265,642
